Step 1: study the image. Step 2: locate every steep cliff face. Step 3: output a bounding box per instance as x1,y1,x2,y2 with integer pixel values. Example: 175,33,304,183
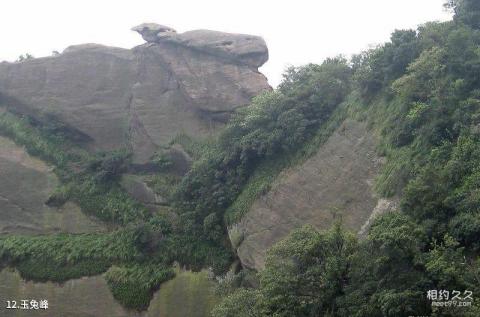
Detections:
0,134,105,235
0,24,269,233
235,120,397,270
0,25,269,316
0,25,269,163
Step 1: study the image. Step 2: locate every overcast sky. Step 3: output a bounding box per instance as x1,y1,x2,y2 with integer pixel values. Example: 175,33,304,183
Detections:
0,0,451,87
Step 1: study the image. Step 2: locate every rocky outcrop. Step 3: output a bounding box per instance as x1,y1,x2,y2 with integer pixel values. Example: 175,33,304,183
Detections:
131,23,268,67
0,136,105,235
0,25,270,164
234,120,397,270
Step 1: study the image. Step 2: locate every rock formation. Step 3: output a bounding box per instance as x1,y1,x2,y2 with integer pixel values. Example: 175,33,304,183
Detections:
0,25,270,315
0,24,270,164
233,120,397,270
0,135,105,235
131,23,268,67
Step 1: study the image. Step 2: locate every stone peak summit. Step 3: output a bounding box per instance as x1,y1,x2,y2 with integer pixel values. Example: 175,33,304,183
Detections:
131,23,268,68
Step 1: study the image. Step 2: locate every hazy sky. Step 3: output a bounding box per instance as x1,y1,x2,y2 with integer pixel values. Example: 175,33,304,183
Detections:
0,0,451,86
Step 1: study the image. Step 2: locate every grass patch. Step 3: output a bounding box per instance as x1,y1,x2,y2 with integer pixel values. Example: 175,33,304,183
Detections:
105,263,175,310
0,110,82,168
17,258,111,282
0,230,140,280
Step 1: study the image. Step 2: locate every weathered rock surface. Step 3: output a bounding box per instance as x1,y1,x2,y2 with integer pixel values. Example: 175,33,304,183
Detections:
0,269,217,317
0,136,105,235
0,269,130,317
131,23,268,67
0,25,270,164
235,120,396,270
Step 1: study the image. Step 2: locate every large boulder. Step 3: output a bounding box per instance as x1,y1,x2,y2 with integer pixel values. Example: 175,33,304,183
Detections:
0,25,270,164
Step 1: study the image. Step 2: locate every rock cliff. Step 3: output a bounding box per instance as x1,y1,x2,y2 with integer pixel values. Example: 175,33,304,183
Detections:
0,134,105,235
0,24,269,316
235,120,397,270
0,24,270,164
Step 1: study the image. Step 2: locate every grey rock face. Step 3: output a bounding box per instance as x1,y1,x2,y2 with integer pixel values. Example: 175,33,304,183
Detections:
171,30,269,68
234,120,386,270
0,269,217,317
131,23,268,67
0,26,270,164
0,135,105,235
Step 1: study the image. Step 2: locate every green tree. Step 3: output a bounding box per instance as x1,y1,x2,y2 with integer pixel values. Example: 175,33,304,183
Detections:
211,288,261,317
260,224,356,316
445,0,480,29
343,213,431,317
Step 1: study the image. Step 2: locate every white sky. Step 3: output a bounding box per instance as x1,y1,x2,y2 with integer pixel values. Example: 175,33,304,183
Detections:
0,0,451,87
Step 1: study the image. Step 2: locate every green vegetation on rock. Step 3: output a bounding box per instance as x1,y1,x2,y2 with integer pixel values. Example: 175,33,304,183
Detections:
174,58,352,238
213,1,480,316
105,263,175,310
151,269,219,317
1,1,480,315
0,111,149,224
0,110,231,310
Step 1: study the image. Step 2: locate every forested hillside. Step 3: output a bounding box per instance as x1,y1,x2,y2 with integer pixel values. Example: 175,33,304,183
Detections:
210,0,480,316
0,0,479,316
